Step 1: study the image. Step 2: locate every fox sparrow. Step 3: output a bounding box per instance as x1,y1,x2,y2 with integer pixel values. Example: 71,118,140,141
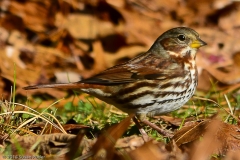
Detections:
24,27,206,138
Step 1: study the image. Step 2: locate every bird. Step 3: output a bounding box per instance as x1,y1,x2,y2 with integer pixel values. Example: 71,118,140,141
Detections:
24,27,206,139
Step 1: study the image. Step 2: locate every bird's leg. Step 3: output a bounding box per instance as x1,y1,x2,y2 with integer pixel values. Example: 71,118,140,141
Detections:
137,114,173,138
132,116,150,142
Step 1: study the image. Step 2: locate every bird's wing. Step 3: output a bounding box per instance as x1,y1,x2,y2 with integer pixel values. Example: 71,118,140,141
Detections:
81,53,187,85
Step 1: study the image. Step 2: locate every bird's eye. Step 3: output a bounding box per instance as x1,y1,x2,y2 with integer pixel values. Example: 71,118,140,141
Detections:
177,34,186,41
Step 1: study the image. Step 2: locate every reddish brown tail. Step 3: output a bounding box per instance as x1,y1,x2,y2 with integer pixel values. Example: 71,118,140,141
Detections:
23,83,82,90
23,82,106,90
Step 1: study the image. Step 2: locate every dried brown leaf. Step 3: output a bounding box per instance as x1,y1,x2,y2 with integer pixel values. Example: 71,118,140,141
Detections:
115,136,144,151
91,41,107,74
128,141,168,160
173,119,240,157
9,133,76,155
206,66,240,85
173,120,208,146
65,130,86,160
9,1,55,32
219,3,240,35
189,120,222,159
225,151,240,160
197,69,214,91
128,140,187,160
92,115,133,160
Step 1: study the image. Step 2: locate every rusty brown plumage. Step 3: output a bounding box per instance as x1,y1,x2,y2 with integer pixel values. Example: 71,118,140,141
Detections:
24,27,206,138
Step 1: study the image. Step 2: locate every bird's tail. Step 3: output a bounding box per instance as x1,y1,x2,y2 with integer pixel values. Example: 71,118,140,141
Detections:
23,83,82,90
23,82,105,90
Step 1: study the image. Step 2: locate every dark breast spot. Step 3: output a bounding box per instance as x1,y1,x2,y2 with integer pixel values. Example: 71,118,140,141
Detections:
184,50,191,58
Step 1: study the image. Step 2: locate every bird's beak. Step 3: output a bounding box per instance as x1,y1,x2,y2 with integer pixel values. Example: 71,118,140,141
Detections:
190,38,207,48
